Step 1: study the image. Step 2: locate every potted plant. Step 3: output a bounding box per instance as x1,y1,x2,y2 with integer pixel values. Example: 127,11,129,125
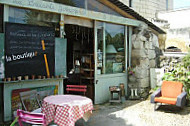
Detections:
31,75,35,80
128,67,136,82
17,76,22,81
24,75,29,80
38,75,42,79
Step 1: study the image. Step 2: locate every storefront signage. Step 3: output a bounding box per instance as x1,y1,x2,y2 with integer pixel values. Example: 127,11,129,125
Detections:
5,23,55,77
0,0,144,27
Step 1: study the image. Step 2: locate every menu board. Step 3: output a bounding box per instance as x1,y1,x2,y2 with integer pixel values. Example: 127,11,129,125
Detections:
5,23,55,77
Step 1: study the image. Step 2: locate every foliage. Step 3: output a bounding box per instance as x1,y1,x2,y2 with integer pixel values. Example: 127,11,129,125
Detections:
153,86,160,91
182,52,190,68
162,51,190,100
105,33,124,49
127,67,135,76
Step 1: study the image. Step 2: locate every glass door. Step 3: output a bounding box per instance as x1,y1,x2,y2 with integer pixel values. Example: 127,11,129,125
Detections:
94,21,128,104
95,22,125,75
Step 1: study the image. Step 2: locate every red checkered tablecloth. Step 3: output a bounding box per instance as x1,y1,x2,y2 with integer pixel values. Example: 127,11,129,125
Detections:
42,95,93,126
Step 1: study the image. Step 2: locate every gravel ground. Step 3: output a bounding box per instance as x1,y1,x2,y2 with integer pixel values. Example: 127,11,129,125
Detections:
76,100,190,126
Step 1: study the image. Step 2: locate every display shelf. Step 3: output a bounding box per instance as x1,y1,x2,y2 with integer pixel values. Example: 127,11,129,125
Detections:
80,68,94,71
0,77,67,84
80,54,94,101
81,76,94,79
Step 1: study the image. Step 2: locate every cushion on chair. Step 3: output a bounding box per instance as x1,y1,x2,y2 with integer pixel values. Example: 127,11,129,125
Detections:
154,97,177,105
161,81,183,98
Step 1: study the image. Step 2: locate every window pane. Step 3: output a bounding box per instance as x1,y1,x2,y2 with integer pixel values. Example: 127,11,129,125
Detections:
87,0,123,17
0,5,3,33
9,7,60,37
97,22,104,74
53,0,85,8
105,23,125,74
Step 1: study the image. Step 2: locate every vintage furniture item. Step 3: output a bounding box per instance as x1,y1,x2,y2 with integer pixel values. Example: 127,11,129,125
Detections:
151,81,187,110
42,95,93,126
66,85,87,95
80,54,94,100
19,90,42,113
109,86,121,103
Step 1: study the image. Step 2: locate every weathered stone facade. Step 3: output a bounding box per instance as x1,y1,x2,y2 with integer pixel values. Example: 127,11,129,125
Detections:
150,52,186,90
129,25,160,99
157,9,190,52
159,53,185,72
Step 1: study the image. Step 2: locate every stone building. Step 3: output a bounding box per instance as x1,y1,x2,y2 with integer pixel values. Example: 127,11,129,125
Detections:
156,8,190,52
119,0,173,21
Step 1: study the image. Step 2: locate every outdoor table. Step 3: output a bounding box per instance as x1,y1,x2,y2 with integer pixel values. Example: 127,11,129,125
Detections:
42,95,93,126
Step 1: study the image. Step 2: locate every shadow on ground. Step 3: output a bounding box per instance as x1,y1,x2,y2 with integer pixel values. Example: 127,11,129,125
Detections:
156,105,190,115
76,100,142,126
76,99,190,126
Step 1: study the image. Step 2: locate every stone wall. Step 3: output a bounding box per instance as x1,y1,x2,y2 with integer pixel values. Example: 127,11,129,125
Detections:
149,52,186,91
159,52,186,72
129,25,160,99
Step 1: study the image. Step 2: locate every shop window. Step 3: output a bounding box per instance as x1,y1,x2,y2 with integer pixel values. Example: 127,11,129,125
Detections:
53,0,85,9
43,0,123,17
9,7,60,37
0,4,3,33
105,23,125,74
97,22,125,74
87,0,123,17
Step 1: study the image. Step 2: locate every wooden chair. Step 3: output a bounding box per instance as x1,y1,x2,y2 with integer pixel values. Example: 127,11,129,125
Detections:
151,81,187,110
66,85,87,95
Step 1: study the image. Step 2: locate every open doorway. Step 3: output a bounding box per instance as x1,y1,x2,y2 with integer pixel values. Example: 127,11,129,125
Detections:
64,24,94,101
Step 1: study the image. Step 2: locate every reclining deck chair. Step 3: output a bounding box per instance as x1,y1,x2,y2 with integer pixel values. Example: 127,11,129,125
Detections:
151,81,187,110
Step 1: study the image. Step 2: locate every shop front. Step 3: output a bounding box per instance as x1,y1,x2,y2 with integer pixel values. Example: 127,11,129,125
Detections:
0,0,150,122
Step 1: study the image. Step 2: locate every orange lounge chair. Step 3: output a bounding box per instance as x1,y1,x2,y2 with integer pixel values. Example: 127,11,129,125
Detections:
151,81,187,110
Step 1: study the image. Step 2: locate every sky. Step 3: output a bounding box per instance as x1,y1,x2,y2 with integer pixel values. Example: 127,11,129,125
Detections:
174,0,190,9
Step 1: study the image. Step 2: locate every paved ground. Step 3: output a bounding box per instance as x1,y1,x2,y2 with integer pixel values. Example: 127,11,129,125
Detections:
4,99,190,126
76,100,190,126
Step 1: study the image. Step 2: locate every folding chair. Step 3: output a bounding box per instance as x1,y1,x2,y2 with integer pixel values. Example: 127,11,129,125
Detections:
10,109,45,126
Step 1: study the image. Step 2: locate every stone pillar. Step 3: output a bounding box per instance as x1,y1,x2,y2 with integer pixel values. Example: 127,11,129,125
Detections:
130,25,158,99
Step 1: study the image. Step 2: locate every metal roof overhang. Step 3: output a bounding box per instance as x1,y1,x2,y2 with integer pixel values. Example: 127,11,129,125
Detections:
107,0,166,34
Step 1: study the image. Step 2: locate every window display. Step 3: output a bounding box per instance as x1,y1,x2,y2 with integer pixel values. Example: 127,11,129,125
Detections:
97,22,125,74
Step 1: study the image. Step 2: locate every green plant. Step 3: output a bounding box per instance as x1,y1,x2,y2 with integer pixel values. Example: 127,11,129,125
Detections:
153,86,160,91
182,51,190,68
162,51,190,101
127,67,135,76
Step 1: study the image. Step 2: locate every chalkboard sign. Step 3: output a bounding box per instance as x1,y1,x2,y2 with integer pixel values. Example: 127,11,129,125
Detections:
5,23,55,77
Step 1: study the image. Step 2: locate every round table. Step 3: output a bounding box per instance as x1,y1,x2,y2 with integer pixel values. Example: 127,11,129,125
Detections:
42,95,93,126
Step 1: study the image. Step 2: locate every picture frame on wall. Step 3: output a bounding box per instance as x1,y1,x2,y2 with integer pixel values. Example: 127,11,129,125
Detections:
113,62,123,73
